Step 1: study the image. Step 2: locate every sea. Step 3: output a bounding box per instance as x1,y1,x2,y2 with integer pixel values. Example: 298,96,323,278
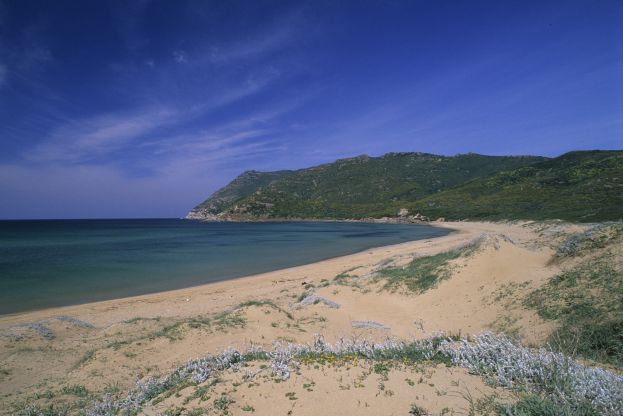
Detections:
0,219,449,315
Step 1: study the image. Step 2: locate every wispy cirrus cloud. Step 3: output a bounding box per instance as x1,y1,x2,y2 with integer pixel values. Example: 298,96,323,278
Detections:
158,8,307,69
133,96,309,174
25,86,307,171
27,108,179,164
206,19,299,65
24,46,298,165
23,3,306,171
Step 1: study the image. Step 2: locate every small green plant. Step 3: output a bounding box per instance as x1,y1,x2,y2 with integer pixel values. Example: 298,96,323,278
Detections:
60,384,89,397
33,390,55,400
373,362,389,374
163,407,185,416
463,391,499,416
214,394,234,411
409,403,429,416
242,404,255,412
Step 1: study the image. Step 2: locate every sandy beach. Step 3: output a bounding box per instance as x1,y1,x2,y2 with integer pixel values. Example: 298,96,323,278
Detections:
0,220,593,414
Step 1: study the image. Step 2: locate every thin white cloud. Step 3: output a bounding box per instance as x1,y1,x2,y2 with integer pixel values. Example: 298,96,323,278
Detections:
191,10,306,67
137,99,306,170
173,50,187,63
23,62,302,165
25,84,307,169
208,25,292,64
28,108,178,163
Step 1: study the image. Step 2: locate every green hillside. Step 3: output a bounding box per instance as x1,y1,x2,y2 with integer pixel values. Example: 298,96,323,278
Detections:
190,170,293,217
408,150,623,222
187,150,622,222
187,152,544,220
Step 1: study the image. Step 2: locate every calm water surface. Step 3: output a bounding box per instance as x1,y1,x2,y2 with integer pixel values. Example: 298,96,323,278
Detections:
0,219,449,314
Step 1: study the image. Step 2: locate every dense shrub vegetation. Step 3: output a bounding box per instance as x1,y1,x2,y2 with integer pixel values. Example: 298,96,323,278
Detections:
189,150,623,222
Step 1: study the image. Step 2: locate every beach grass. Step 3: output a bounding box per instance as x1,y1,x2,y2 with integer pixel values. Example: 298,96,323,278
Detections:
524,228,623,366
497,393,600,416
377,241,479,294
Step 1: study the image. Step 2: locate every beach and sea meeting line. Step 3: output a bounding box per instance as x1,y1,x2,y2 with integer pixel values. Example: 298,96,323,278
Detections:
0,220,448,315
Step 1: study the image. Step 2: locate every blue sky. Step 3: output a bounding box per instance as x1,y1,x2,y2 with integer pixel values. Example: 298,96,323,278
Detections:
0,0,621,219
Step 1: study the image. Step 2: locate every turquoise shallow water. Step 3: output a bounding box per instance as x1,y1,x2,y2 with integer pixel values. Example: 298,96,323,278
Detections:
0,219,449,315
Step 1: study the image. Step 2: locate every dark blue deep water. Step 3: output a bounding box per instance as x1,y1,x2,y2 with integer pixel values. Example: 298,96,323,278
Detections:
0,219,449,314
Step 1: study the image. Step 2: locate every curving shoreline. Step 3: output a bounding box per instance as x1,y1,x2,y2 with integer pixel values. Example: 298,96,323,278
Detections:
0,220,449,316
0,221,463,327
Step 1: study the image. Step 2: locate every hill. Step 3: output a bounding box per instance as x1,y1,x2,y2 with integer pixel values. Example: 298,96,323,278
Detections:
187,152,545,220
186,150,623,222
186,169,293,220
408,150,623,222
